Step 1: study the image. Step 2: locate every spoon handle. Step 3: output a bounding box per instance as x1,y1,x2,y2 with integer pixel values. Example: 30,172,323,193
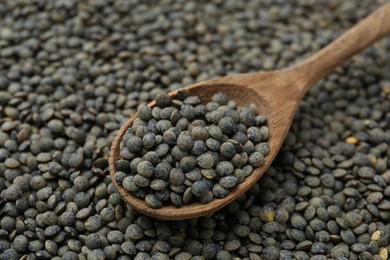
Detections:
293,1,390,89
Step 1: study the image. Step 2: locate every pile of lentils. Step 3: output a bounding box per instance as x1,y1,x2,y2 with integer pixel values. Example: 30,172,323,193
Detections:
1,0,390,259
115,91,269,208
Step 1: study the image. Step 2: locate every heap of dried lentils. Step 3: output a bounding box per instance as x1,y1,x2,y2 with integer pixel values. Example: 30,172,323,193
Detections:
0,0,390,259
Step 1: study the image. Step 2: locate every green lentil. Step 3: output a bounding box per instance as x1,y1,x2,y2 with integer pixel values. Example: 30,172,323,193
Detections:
155,93,172,108
216,161,234,176
169,168,185,186
197,154,214,169
145,194,163,209
136,161,155,177
220,142,236,158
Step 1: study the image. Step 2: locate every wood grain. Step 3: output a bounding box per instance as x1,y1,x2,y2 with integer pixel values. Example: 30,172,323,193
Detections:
108,1,390,220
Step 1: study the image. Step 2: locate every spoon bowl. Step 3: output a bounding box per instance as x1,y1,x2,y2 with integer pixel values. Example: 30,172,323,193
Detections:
109,2,390,220
109,70,306,220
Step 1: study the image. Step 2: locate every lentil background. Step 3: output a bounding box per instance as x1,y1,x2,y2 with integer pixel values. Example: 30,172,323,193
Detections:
0,0,390,259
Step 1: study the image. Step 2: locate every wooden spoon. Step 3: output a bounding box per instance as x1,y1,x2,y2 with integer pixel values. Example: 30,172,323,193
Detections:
109,2,390,220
